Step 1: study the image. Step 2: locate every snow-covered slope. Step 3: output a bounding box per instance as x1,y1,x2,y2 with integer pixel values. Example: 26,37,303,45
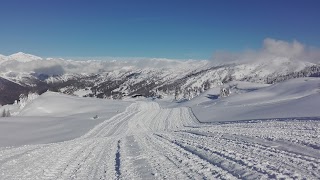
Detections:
188,77,320,122
19,92,130,117
165,80,271,107
0,87,319,179
0,92,131,147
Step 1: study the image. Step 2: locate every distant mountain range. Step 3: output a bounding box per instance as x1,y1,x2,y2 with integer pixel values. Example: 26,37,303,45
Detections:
1,52,319,105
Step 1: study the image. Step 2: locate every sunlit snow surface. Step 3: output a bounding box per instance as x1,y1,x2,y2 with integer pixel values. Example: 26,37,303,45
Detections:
0,78,319,179
0,92,131,147
171,77,320,122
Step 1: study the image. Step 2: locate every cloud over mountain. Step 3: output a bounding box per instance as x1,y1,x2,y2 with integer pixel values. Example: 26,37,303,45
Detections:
1,38,319,77
0,53,207,76
212,38,320,64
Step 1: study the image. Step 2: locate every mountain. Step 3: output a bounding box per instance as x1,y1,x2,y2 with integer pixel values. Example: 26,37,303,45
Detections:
8,52,42,62
0,77,29,105
0,52,43,65
0,52,319,105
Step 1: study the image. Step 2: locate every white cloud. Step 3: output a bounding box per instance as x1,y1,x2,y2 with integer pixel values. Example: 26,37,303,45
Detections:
1,38,318,76
212,38,320,64
0,55,207,76
263,38,305,58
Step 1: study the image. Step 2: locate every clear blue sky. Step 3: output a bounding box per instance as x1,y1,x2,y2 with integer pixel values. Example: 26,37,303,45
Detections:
0,0,319,59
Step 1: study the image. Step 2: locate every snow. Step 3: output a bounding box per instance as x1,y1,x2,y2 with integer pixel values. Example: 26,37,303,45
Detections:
0,92,131,147
1,52,319,103
0,78,319,179
73,89,93,97
8,52,42,62
185,77,320,122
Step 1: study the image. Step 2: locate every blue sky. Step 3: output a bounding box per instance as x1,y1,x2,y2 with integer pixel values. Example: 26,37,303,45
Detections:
0,0,319,59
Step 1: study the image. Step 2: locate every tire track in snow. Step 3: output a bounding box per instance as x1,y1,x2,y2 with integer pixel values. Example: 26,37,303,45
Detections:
120,135,155,179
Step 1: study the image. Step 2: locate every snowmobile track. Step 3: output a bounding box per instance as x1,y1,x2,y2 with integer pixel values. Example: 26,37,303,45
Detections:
0,101,319,179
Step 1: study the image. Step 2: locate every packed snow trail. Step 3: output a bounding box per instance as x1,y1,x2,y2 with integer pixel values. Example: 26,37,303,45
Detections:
0,102,319,179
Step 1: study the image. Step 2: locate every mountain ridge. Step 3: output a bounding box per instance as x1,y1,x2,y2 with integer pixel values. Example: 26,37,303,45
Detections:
0,52,319,105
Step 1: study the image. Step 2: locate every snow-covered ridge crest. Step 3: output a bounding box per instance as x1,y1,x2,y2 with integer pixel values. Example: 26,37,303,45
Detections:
8,52,43,62
0,52,42,64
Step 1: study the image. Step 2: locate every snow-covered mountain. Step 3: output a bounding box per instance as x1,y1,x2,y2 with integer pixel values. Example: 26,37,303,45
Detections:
0,52,319,105
0,52,42,63
8,52,43,62
1,78,319,179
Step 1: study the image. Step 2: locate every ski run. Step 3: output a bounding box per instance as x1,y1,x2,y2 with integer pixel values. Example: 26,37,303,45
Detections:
0,101,319,179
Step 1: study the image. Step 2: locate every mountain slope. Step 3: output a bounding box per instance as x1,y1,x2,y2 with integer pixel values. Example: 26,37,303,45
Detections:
0,52,319,105
0,77,29,105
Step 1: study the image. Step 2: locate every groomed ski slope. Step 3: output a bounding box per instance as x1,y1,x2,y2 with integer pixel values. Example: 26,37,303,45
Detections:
0,101,319,179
